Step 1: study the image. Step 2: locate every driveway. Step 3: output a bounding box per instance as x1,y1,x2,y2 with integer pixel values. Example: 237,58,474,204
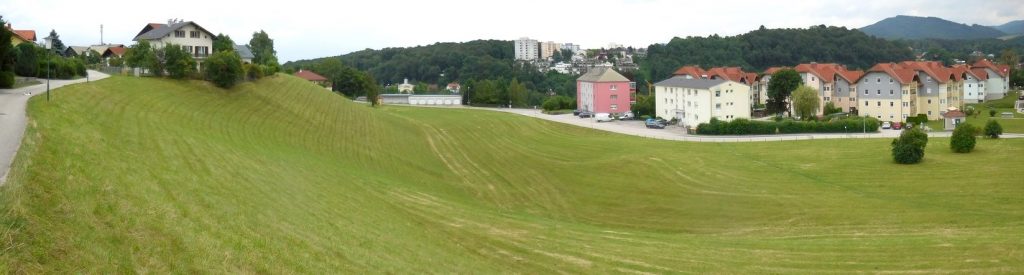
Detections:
0,70,110,184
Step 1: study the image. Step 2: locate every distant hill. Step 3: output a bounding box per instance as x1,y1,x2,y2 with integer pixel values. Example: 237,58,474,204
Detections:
860,15,1006,40
993,20,1024,35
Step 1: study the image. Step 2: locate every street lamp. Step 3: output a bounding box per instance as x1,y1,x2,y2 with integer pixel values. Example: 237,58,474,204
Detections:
45,41,51,102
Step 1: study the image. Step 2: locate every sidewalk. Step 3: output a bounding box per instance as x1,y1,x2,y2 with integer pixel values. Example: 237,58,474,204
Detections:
0,70,111,184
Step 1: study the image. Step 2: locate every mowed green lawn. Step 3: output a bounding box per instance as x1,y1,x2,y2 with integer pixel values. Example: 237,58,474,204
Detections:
928,90,1024,132
2,75,1023,273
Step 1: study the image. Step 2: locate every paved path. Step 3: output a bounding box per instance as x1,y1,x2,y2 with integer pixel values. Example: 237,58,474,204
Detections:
405,104,1024,142
0,71,110,184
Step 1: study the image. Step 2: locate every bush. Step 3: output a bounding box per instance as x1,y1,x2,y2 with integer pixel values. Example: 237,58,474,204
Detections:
541,97,561,111
963,106,975,116
0,71,14,88
164,44,196,79
696,117,877,135
891,127,928,164
204,51,244,88
989,109,997,117
984,120,1003,138
14,43,38,77
950,123,977,153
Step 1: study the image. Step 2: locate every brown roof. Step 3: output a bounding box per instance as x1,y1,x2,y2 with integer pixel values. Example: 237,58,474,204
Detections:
104,46,127,57
943,110,966,118
970,68,989,81
294,70,328,81
868,63,918,85
763,67,788,75
672,66,708,78
897,61,957,84
706,67,750,83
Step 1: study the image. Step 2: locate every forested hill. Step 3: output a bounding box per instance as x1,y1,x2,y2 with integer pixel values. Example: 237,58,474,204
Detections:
860,15,1006,40
284,40,515,85
641,25,913,80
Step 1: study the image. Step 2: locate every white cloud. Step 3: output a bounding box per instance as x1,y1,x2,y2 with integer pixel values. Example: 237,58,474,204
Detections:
1,0,1020,62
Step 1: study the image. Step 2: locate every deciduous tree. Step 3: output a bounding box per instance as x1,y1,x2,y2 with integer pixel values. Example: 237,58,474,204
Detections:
950,123,977,153
164,44,196,79
792,85,820,120
891,127,928,164
204,51,243,88
213,33,235,53
767,69,801,116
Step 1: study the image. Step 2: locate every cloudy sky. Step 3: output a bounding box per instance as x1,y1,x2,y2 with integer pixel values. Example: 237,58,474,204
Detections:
3,0,1022,62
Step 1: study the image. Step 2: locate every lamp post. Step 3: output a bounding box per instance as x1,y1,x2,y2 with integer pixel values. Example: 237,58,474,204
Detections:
46,43,51,102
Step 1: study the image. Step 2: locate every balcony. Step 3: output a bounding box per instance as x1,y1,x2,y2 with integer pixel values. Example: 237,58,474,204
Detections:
193,53,210,59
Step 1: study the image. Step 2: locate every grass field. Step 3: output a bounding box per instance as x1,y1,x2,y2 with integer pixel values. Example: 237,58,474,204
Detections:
2,75,1024,273
928,90,1024,132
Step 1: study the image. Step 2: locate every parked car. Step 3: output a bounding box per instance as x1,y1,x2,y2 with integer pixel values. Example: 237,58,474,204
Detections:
619,112,634,120
579,111,593,118
892,122,902,130
594,113,614,122
573,109,581,116
882,121,892,129
645,118,666,129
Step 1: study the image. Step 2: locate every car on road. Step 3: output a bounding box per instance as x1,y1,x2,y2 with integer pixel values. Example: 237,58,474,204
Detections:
573,109,581,116
578,111,593,118
892,122,902,130
619,112,634,120
645,118,666,129
594,113,614,122
882,121,892,129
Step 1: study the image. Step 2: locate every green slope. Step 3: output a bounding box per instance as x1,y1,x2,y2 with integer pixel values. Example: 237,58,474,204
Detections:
2,75,1024,273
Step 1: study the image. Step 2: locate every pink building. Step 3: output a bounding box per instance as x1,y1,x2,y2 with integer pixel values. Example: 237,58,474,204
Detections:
577,67,634,114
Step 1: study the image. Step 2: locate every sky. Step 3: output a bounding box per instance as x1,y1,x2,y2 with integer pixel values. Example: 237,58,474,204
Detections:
3,0,1023,62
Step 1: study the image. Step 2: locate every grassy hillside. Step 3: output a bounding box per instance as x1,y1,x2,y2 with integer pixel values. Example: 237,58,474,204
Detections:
2,75,1024,273
860,15,1006,40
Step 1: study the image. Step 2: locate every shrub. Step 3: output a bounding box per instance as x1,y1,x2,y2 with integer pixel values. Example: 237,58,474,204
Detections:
14,43,38,77
164,44,196,79
984,120,1003,138
989,109,997,117
950,123,977,153
891,127,928,164
963,106,975,116
204,51,244,88
541,97,560,111
68,58,87,76
0,71,14,88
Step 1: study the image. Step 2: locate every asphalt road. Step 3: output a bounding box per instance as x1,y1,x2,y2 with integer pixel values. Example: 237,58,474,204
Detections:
0,71,110,184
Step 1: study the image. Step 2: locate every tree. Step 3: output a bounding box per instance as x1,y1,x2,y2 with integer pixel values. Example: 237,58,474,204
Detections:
767,69,801,116
148,47,166,77
541,97,561,111
0,16,14,88
164,44,196,79
984,120,1003,138
950,123,977,153
14,43,37,77
507,78,528,107
632,94,656,117
891,127,928,164
46,29,66,56
823,101,842,116
77,50,102,65
213,33,235,53
204,51,243,88
365,75,381,107
999,49,1019,67
125,41,156,69
792,85,820,120
248,30,277,66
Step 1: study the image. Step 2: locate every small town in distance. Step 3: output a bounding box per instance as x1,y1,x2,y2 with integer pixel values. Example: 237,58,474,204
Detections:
2,1,1024,273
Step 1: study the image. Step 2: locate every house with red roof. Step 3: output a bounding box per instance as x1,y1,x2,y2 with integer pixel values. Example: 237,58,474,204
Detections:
792,63,866,115
294,69,329,87
857,63,921,122
971,59,1010,100
951,64,986,104
897,61,963,119
6,23,36,46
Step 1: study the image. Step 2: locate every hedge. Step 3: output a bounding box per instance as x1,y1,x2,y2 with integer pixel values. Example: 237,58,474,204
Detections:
696,117,880,135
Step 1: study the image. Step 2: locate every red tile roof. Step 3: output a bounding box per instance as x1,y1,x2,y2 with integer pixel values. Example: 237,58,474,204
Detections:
897,61,956,83
706,67,749,83
13,30,36,41
972,59,1009,78
106,46,127,57
671,66,708,78
943,110,966,118
970,68,989,81
868,63,918,85
294,70,328,81
763,67,788,75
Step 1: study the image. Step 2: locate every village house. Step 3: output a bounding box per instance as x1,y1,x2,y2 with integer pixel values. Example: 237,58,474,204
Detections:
6,23,36,46
133,19,214,71
294,69,329,87
234,44,255,64
654,77,751,129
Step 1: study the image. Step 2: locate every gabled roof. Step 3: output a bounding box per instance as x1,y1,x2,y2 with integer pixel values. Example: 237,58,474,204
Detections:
970,68,989,81
65,46,90,55
763,67,788,75
943,110,966,118
234,44,255,59
103,46,127,57
706,67,749,83
897,61,957,83
838,70,865,83
654,76,728,89
672,66,708,78
867,63,918,85
134,21,214,41
972,59,1009,78
577,67,630,82
294,70,328,81
13,30,36,42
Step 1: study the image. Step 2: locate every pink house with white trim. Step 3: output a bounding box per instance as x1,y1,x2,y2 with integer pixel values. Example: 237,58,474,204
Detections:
577,67,633,114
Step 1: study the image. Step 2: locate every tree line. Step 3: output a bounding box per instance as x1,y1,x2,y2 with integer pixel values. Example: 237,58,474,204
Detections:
0,18,92,88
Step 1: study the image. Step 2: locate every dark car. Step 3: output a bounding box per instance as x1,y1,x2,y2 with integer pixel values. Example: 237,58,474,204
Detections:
579,111,593,118
645,118,666,129
573,109,581,116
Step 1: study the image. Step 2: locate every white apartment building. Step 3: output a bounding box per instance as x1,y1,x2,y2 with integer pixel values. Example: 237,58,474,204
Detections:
539,41,560,60
655,77,752,129
514,37,539,61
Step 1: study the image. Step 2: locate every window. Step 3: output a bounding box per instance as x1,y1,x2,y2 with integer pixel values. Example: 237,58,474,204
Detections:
877,102,881,106
927,99,932,104
889,78,893,83
865,101,869,106
715,91,721,97
903,114,908,119
902,102,907,107
940,99,945,104
825,97,830,101
610,95,618,100
812,76,816,81
715,103,721,110
849,97,854,102
928,111,932,115
877,90,881,95
174,30,185,37
877,77,881,83
890,102,894,107
610,104,618,110
890,90,894,95
610,85,617,91
864,89,868,95
190,31,199,38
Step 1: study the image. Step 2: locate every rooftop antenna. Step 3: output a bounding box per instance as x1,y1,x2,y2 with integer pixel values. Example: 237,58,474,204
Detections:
100,24,104,45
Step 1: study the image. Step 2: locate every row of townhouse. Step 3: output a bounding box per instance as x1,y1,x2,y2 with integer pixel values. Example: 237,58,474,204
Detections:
655,59,1012,127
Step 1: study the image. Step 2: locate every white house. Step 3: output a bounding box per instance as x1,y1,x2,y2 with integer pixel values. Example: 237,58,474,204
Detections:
133,19,214,70
398,78,414,94
654,77,751,129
